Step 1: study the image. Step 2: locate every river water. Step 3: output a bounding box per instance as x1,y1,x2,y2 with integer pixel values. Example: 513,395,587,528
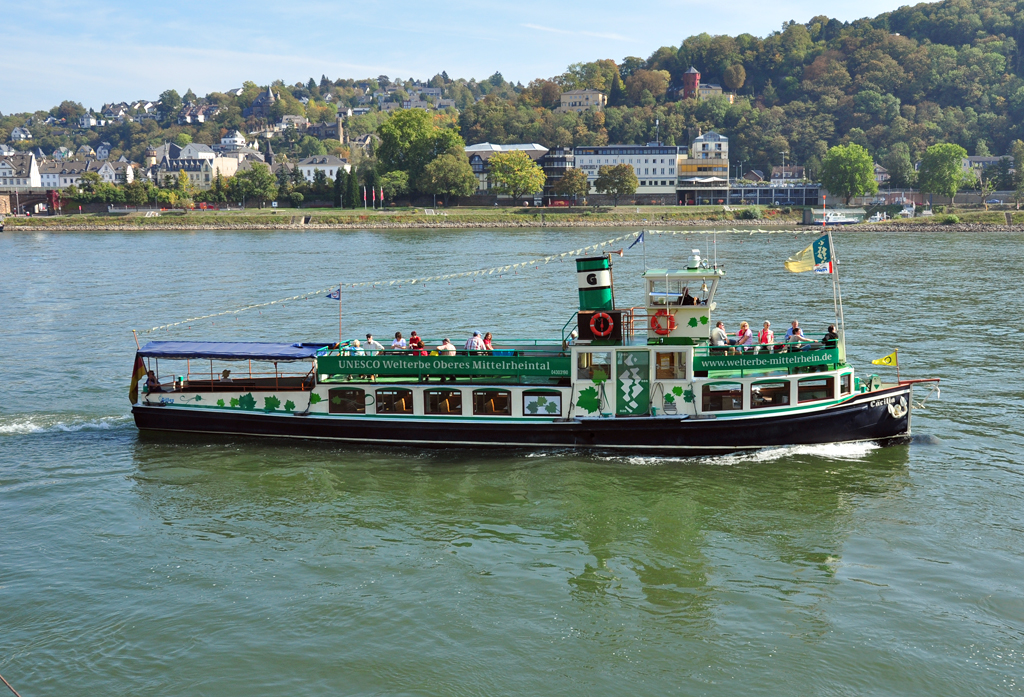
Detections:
1,227,1022,695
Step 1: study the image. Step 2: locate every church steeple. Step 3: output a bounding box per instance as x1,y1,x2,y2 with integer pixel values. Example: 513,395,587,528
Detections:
265,139,274,166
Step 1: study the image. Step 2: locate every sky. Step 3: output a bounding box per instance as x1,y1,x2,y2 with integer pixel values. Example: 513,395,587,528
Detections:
2,0,910,114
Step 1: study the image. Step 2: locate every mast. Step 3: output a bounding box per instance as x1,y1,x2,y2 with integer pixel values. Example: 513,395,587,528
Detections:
827,230,845,335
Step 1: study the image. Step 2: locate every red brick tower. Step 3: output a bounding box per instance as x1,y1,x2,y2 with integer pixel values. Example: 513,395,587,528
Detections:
682,66,700,99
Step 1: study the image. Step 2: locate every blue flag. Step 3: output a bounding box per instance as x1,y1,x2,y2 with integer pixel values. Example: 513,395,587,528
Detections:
628,231,644,250
326,288,341,300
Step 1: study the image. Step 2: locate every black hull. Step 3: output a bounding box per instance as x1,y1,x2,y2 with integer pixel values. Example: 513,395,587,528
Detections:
133,385,912,456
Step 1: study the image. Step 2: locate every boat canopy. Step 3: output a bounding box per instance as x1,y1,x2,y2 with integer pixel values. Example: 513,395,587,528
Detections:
138,341,324,361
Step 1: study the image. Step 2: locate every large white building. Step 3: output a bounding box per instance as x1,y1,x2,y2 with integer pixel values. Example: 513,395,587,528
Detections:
0,153,41,189
465,142,549,192
296,155,350,182
573,143,683,197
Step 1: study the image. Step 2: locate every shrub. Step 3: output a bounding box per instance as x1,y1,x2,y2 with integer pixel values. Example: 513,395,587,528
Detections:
933,205,945,213
738,206,764,220
290,192,304,208
941,214,960,224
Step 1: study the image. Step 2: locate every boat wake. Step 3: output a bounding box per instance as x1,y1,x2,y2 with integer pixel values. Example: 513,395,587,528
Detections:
609,441,880,467
0,414,132,436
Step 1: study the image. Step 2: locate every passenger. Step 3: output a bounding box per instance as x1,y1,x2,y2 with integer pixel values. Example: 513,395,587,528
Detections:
145,370,163,393
391,331,407,351
348,339,365,356
786,327,813,350
482,332,494,352
710,321,729,354
436,338,457,382
784,320,801,341
822,324,839,348
364,333,385,355
757,321,774,353
735,321,754,352
219,369,233,382
465,331,485,353
409,331,427,356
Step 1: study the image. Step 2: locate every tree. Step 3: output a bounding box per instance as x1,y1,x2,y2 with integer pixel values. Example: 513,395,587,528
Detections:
377,109,465,188
624,70,670,104
79,171,101,193
1013,140,1024,210
334,169,346,207
380,170,410,201
819,144,878,205
124,179,150,208
882,143,916,189
553,168,590,202
175,170,193,196
311,168,331,199
918,143,969,207
346,169,360,208
232,163,278,208
487,151,546,204
159,89,182,120
298,135,327,156
173,133,193,147
418,153,477,205
607,72,626,107
723,64,746,91
54,100,86,123
594,164,638,206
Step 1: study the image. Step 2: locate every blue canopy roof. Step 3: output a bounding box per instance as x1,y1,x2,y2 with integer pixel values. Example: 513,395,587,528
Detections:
138,341,324,361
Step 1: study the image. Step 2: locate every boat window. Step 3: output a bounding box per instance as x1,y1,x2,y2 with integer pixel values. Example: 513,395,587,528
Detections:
751,381,789,409
424,389,462,415
798,377,835,403
840,373,852,395
376,388,413,414
328,388,366,414
473,389,511,416
655,351,686,379
577,351,612,381
702,382,743,411
524,390,562,416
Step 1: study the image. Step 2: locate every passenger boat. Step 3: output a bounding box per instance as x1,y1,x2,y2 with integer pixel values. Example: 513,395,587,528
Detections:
130,237,937,455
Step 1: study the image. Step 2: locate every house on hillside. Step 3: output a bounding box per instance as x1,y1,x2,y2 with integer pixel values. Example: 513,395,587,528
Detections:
243,87,278,118
0,153,41,189
296,155,350,182
770,165,805,184
555,89,606,114
465,142,549,192
96,142,113,160
11,127,32,141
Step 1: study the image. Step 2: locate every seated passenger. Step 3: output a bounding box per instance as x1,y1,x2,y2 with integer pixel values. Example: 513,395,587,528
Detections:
822,324,839,348
734,321,754,352
145,370,163,393
409,332,426,356
710,321,729,354
219,370,233,382
364,334,385,355
391,332,407,351
348,339,365,356
786,327,813,350
757,321,774,353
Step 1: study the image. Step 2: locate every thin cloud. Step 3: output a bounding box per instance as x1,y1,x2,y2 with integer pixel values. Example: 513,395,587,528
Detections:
521,23,573,35
580,31,630,41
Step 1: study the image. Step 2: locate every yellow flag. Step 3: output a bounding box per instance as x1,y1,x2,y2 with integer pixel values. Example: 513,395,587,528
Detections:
872,350,898,366
784,242,816,273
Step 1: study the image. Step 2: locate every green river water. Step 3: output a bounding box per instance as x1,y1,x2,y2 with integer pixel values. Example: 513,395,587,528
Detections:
1,227,1021,695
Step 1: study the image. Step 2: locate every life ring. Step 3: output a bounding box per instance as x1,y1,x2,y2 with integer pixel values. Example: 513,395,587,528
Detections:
651,309,676,336
590,312,614,338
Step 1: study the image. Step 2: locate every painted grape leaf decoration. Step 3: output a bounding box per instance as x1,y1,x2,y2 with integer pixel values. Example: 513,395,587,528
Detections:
331,395,342,405
700,315,709,325
527,401,539,414
683,388,695,404
577,386,600,414
263,396,281,412
309,393,322,404
664,393,675,403
237,393,256,410
536,396,548,406
672,386,684,396
284,400,295,412
230,397,239,407
545,401,559,414
194,395,202,401
688,317,698,327
216,399,225,407
591,368,608,385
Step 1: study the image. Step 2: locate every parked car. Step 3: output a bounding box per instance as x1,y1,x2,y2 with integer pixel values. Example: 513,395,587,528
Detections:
986,198,1002,204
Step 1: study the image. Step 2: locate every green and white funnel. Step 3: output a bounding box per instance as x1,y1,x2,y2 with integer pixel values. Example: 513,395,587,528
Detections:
576,255,614,311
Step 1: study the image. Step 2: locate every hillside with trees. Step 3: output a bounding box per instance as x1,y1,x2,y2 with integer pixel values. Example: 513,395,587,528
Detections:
3,0,1024,187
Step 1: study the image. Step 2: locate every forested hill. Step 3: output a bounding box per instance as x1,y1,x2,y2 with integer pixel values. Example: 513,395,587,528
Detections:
460,0,1024,172
4,0,1024,176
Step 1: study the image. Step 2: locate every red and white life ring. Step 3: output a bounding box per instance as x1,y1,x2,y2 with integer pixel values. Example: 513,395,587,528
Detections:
590,312,614,338
650,309,677,336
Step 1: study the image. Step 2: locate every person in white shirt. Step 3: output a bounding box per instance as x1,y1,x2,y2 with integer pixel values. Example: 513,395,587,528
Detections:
391,331,407,350
436,338,457,356
710,321,728,349
364,334,385,355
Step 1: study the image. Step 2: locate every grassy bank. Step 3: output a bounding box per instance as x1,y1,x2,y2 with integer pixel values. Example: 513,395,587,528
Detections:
4,205,803,231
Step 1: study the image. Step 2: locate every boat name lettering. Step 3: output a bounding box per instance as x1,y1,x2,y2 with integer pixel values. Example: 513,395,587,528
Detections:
698,352,833,369
869,396,896,408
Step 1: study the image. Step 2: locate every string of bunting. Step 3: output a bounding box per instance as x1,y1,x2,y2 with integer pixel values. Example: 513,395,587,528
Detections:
139,227,817,333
